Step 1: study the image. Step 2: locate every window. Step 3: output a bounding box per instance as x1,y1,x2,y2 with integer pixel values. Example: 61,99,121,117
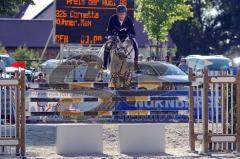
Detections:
139,65,157,76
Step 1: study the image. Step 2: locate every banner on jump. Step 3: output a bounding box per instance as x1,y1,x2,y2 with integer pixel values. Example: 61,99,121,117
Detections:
55,0,134,44
26,90,222,121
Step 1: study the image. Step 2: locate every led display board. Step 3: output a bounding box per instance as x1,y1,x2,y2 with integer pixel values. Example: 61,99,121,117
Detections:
55,0,134,44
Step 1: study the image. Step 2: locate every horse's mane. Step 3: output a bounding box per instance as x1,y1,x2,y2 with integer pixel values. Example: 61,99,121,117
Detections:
119,37,133,48
96,36,134,70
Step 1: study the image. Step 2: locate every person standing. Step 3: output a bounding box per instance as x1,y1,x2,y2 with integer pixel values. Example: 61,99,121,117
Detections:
34,72,47,83
178,57,189,73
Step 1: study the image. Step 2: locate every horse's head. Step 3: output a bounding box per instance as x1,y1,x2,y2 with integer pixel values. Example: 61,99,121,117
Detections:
121,36,133,48
113,36,134,59
108,36,121,46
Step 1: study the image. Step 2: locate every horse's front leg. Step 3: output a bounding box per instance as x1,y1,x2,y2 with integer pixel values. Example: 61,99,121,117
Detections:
118,73,125,88
119,61,132,89
110,72,120,89
119,70,132,89
124,70,132,87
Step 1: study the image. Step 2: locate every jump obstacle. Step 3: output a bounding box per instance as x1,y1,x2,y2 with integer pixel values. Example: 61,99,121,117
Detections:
29,81,190,89
189,68,240,153
56,68,240,155
30,96,181,103
27,82,188,119
0,71,26,157
56,123,166,155
45,82,171,154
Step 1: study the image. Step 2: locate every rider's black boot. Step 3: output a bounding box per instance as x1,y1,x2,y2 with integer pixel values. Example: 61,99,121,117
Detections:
103,44,112,69
132,38,139,62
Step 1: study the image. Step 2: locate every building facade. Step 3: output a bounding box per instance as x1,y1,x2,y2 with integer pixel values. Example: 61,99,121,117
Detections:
0,0,175,60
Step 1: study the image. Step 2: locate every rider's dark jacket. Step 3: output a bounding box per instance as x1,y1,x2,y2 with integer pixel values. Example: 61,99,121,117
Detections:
107,14,136,40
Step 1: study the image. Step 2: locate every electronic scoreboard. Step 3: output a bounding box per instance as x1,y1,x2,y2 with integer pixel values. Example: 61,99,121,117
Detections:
55,0,134,45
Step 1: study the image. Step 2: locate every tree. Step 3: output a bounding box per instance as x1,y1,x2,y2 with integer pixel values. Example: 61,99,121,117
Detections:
170,0,240,57
0,44,7,54
12,46,38,68
135,0,193,42
169,0,222,57
215,0,240,53
0,0,33,15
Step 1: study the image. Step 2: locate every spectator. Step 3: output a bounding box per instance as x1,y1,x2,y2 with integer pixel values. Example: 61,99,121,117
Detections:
138,54,144,62
0,70,3,78
146,56,151,62
34,72,47,83
11,73,15,78
164,55,170,63
0,57,5,72
154,56,161,61
178,57,188,73
34,72,48,114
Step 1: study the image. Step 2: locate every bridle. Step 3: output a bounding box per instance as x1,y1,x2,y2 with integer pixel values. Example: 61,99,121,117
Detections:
108,36,134,60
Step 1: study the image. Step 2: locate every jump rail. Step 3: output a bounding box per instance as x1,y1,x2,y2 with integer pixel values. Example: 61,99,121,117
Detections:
31,110,182,117
27,84,189,119
29,81,191,89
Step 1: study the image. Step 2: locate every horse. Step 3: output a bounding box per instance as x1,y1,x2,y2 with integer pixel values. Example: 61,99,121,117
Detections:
97,35,135,88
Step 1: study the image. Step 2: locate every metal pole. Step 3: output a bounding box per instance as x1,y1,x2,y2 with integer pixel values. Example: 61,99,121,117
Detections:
231,79,234,150
188,68,195,151
60,44,64,62
222,72,227,150
226,82,229,150
20,71,26,157
39,28,54,62
215,80,219,150
15,72,20,155
210,83,214,150
0,84,2,153
197,85,200,132
236,69,240,152
203,68,209,153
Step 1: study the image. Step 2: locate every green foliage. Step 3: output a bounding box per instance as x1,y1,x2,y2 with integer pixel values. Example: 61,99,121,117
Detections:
0,44,7,54
135,0,193,42
0,0,34,15
170,0,240,57
12,46,38,68
168,46,177,57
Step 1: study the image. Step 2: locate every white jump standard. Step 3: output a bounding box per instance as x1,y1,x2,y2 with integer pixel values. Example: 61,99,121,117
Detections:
118,124,165,154
56,124,103,155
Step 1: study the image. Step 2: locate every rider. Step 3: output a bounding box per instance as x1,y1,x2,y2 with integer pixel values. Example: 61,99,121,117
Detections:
103,5,139,69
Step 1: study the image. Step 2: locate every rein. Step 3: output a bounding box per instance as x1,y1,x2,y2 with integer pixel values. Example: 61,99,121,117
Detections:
111,39,134,59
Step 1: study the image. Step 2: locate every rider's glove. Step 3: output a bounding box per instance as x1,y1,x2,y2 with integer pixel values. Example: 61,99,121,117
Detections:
107,36,113,40
129,34,135,39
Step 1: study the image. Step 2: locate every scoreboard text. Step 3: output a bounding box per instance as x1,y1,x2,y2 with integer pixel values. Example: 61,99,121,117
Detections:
55,0,134,44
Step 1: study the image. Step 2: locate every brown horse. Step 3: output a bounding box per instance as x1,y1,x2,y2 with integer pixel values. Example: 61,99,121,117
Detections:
97,36,135,88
